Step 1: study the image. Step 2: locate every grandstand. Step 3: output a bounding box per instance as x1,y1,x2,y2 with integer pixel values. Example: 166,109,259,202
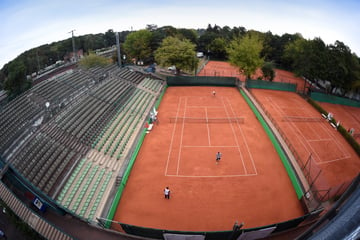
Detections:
0,64,164,236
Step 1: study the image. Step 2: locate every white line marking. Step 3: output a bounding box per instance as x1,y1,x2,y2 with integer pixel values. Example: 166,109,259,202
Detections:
165,97,182,175
165,173,257,178
205,107,211,146
317,156,352,164
300,101,351,160
269,97,318,160
221,98,247,174
183,145,239,148
176,97,187,175
307,139,334,142
316,118,351,159
226,97,258,175
167,96,259,178
187,106,223,108
268,96,351,164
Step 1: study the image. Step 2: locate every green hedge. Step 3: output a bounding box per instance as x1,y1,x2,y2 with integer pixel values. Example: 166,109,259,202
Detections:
307,98,360,156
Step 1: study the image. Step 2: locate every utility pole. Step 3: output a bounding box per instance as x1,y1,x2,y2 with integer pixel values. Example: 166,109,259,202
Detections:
68,30,77,62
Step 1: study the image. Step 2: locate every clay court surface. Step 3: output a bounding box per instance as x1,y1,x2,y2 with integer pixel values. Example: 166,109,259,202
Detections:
113,86,304,231
317,102,360,144
198,61,306,92
250,89,360,188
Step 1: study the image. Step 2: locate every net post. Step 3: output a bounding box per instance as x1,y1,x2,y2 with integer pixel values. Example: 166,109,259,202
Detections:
302,153,312,171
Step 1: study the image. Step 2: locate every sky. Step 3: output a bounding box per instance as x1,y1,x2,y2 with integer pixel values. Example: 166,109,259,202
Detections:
1,0,359,69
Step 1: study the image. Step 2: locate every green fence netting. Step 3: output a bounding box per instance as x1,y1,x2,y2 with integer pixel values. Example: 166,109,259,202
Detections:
167,76,237,86
310,92,360,107
246,79,297,92
118,210,322,240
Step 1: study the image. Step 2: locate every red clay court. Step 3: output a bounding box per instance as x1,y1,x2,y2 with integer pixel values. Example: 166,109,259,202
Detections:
250,89,360,188
113,86,304,231
198,61,306,92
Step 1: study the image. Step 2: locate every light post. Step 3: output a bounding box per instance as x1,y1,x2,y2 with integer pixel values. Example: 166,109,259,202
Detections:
68,30,77,62
116,32,121,67
123,55,126,66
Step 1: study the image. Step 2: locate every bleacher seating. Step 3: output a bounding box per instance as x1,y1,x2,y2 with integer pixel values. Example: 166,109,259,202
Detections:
1,64,164,221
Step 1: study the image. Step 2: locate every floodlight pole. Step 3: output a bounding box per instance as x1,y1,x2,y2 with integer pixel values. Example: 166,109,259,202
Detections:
115,32,122,67
69,30,77,62
36,50,41,73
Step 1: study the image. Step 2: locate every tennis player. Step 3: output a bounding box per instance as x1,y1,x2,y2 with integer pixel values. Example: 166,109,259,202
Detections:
164,187,170,199
216,152,222,164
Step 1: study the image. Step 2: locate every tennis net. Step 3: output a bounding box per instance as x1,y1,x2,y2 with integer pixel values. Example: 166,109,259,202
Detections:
282,116,323,122
169,117,245,124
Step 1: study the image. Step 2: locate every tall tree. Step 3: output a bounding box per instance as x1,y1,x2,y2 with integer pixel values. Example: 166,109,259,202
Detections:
150,26,178,52
283,37,308,76
209,37,227,59
261,61,275,81
123,30,153,64
198,31,219,53
227,33,264,79
4,59,31,98
155,36,198,74
327,41,360,94
177,28,198,44
278,33,303,69
104,29,116,47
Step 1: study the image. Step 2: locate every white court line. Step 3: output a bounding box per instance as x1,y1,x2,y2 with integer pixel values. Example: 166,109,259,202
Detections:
187,106,223,108
165,97,183,175
166,173,257,178
226,98,258,175
268,97,315,159
300,101,351,160
309,122,322,139
167,96,258,178
221,98,247,175
269,96,351,163
317,156,353,165
309,122,351,161
176,97,187,175
183,145,239,148
307,139,334,142
313,112,351,158
205,107,211,146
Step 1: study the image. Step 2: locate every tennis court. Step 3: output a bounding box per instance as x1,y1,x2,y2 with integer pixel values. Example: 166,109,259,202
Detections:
198,61,306,92
251,89,360,187
112,86,304,232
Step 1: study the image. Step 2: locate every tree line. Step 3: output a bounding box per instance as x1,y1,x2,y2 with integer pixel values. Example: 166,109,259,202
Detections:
1,24,359,100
